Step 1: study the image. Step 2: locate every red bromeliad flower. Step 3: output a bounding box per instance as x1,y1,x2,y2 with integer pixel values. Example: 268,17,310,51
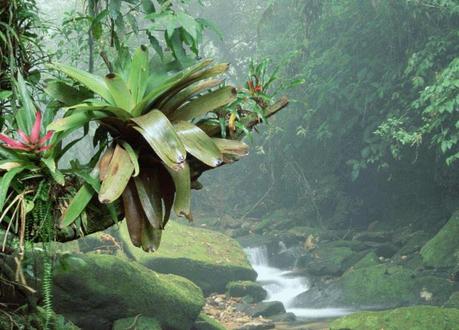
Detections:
0,112,53,153
247,80,263,93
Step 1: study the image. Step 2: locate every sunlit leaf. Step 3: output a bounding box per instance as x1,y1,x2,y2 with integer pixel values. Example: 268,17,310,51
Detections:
174,121,222,167
60,183,95,228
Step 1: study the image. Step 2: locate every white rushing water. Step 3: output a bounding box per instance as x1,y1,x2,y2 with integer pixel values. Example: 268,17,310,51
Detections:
244,246,353,320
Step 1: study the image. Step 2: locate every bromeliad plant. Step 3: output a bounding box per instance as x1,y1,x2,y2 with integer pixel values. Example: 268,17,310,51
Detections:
1,46,289,254
46,45,257,252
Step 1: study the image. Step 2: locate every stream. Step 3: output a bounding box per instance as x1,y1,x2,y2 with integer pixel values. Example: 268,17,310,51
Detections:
244,246,353,320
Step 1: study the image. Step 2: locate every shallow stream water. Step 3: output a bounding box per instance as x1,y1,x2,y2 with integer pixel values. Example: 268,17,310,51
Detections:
244,246,353,321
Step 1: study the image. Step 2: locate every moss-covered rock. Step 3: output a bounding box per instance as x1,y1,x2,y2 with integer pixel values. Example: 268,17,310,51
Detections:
339,265,455,307
226,281,267,302
444,292,459,308
192,313,227,330
305,245,360,276
116,221,256,295
53,253,204,330
352,251,379,269
420,211,459,268
112,316,161,330
330,306,459,330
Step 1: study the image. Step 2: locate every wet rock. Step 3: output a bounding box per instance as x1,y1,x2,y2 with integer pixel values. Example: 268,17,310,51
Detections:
303,245,357,276
116,221,257,295
226,281,267,303
268,312,296,322
240,301,286,318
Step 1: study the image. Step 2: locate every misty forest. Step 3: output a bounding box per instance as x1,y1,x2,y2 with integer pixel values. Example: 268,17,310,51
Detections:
0,0,459,329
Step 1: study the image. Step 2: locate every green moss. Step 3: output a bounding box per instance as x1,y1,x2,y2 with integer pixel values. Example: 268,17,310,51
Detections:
339,265,454,306
113,316,161,330
352,251,379,270
116,221,256,294
193,313,227,330
445,292,459,308
420,211,459,268
330,306,459,330
53,253,204,329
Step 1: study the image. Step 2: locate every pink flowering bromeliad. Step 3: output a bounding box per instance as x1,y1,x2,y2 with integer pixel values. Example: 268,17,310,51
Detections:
0,111,53,154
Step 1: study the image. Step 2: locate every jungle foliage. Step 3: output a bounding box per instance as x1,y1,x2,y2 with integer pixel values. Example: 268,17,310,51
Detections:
196,0,459,231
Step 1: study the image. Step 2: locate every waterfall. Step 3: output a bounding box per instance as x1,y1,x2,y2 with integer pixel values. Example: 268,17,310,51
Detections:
244,245,353,320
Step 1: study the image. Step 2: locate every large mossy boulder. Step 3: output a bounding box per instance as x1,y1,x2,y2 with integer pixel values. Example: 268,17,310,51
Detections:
116,221,256,295
53,253,204,330
420,211,459,269
294,264,456,308
192,313,227,330
330,306,459,330
304,245,357,276
338,265,455,307
444,292,459,308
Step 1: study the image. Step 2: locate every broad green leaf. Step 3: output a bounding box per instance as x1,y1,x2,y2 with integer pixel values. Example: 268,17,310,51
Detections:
134,170,162,229
60,183,95,228
0,166,28,211
131,110,186,170
99,144,134,203
176,12,199,40
212,138,249,163
133,59,213,116
104,73,135,111
174,121,222,167
74,170,101,193
166,161,191,220
49,63,114,104
170,86,236,121
128,46,149,103
45,80,93,106
65,103,131,120
160,78,223,114
41,157,65,186
47,111,109,132
0,90,12,100
15,72,36,133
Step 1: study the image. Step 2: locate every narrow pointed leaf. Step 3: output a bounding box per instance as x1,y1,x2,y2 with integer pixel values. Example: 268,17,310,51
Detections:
41,157,65,185
170,86,236,122
0,166,28,211
15,72,36,133
166,162,191,220
49,63,114,103
99,144,134,203
131,110,186,170
104,73,135,111
128,46,149,103
174,121,222,167
60,183,95,228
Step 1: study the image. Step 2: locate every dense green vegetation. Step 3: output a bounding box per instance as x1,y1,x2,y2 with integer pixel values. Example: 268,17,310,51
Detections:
1,0,458,329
